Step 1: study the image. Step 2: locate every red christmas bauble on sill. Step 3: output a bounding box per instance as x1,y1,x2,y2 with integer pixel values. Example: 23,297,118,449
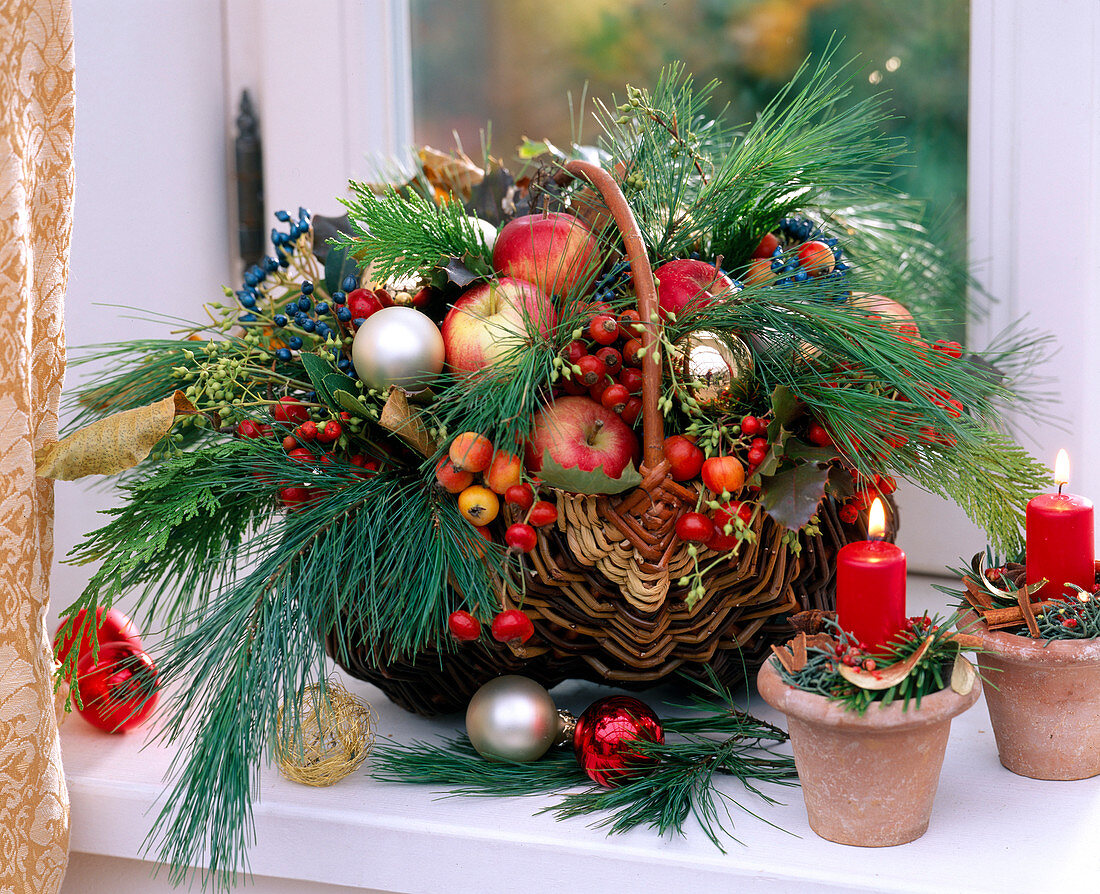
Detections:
75,640,160,733
573,695,664,788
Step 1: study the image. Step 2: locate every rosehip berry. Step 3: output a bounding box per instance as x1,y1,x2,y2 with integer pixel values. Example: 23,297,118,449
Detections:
576,355,607,387
595,346,622,374
747,446,767,466
237,420,263,439
448,610,481,642
664,435,705,481
750,437,768,451
601,383,630,414
271,397,309,424
622,338,644,367
294,420,318,442
619,367,643,395
317,420,342,443
278,486,319,509
491,609,535,644
528,500,558,527
505,522,538,553
287,447,314,464
563,340,588,364
589,377,610,403
589,314,619,346
807,423,832,447
618,309,644,340
562,376,589,396
838,504,859,524
281,435,298,451
504,483,535,510
620,396,643,427
740,415,761,436
675,512,715,543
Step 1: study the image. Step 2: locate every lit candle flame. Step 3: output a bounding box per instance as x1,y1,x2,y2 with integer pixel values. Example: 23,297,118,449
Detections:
868,498,887,540
1055,449,1070,487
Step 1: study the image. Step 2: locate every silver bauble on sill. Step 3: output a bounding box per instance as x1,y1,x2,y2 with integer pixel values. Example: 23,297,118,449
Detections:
465,675,560,763
351,306,445,393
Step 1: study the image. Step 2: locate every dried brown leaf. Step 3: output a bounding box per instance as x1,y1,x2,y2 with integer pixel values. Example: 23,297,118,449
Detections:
36,391,197,480
418,146,484,200
950,654,977,695
379,388,436,457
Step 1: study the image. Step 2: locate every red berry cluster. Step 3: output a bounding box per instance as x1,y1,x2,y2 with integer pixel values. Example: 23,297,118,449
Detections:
238,399,377,509
447,607,535,646
837,468,898,524
558,305,646,426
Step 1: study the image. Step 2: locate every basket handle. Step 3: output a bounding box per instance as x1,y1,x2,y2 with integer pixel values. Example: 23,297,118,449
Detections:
563,160,665,470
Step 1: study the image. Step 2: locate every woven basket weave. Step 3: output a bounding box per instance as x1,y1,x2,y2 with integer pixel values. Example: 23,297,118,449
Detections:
329,160,899,716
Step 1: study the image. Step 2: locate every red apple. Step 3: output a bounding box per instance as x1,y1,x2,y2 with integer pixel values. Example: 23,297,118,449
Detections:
653,259,736,319
525,396,639,480
442,277,558,377
492,212,601,298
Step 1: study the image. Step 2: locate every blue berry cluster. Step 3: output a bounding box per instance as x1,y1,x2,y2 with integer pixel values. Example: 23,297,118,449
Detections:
234,207,313,323
767,217,849,294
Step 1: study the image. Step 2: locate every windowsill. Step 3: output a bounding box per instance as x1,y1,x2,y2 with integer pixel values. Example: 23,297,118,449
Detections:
62,575,1100,893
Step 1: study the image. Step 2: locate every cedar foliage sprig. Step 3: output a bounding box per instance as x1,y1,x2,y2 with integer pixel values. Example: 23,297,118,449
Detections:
372,672,796,850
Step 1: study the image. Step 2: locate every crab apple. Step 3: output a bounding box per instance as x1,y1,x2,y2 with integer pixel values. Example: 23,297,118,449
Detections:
752,232,780,259
675,512,715,543
449,431,494,472
435,456,475,493
528,500,558,527
601,383,631,414
589,314,619,345
490,609,535,644
504,483,535,510
346,288,385,322
505,522,538,553
448,610,482,642
654,259,736,319
620,396,643,427
442,278,558,377
663,435,704,482
271,397,309,425
458,485,500,527
492,212,601,297
525,396,639,480
741,258,777,288
797,240,835,276
485,450,523,494
701,456,745,495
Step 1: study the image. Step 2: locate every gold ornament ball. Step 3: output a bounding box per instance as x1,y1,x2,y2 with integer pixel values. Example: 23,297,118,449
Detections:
674,330,755,410
274,678,376,787
351,306,445,393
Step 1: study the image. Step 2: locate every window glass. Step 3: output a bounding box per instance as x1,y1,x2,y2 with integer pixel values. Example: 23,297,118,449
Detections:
411,0,968,313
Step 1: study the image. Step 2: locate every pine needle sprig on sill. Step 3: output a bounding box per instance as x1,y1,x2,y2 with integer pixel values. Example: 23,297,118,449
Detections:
372,672,796,850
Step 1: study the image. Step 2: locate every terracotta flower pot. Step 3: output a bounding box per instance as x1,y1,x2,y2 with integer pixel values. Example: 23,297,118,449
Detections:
960,608,1100,780
757,659,979,846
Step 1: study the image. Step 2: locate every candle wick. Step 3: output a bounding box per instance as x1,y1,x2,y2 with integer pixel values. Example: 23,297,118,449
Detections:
1058,482,1065,495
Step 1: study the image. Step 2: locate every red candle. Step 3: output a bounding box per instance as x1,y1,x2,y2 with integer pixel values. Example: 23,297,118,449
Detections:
1026,450,1095,600
835,499,906,651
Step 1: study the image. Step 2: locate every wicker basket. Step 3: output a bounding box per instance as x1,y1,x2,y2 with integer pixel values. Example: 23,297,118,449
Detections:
329,160,899,716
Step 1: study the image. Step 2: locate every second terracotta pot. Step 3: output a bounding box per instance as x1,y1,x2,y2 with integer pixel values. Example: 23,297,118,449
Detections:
960,609,1100,780
757,659,979,846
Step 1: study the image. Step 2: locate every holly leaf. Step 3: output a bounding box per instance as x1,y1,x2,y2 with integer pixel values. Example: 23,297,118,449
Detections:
784,440,842,465
441,257,482,288
325,243,359,296
331,389,372,419
758,461,832,532
770,385,802,428
748,425,792,482
537,451,642,495
300,352,339,405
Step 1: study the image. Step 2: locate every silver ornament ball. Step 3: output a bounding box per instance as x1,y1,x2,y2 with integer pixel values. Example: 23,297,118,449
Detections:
351,306,445,393
465,675,560,763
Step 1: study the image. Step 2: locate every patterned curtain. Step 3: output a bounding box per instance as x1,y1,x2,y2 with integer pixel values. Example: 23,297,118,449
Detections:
0,1,75,891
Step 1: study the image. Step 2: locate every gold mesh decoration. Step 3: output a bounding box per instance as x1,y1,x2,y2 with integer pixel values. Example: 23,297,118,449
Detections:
274,677,376,786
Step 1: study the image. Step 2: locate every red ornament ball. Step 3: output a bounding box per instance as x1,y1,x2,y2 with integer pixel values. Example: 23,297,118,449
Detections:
573,695,664,787
75,640,160,733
